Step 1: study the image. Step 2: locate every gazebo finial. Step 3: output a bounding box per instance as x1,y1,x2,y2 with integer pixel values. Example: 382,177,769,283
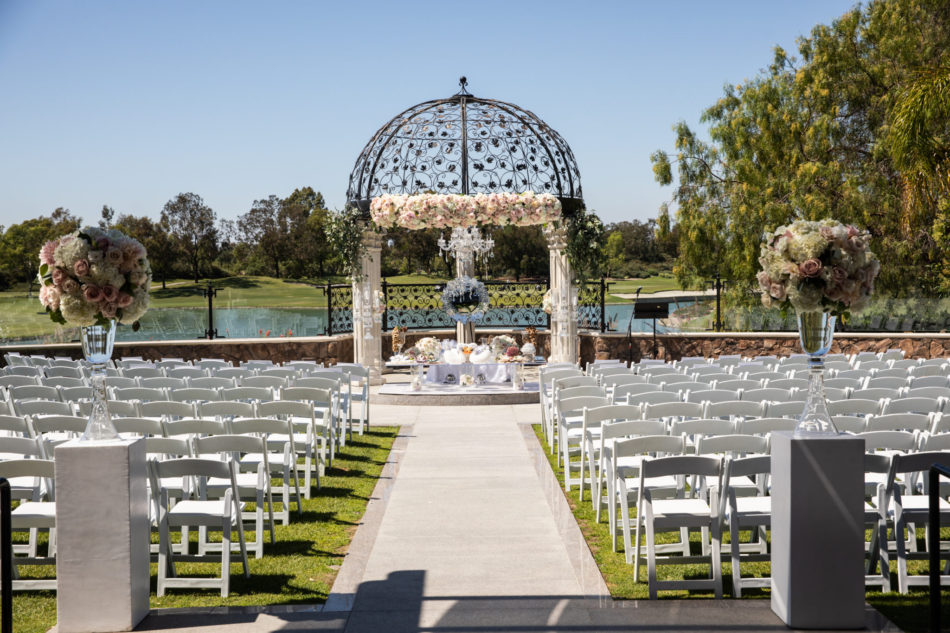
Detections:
457,76,471,96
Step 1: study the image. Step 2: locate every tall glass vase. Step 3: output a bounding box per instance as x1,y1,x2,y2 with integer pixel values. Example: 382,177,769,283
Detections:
80,319,120,441
795,311,838,435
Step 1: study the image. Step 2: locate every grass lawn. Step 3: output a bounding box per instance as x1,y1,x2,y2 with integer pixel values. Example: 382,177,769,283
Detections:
607,274,681,298
12,427,399,633
531,425,950,632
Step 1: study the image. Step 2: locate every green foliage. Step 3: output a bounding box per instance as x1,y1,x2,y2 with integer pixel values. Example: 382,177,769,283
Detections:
486,224,548,280
326,206,367,279
566,206,606,284
161,192,218,283
0,208,80,296
653,0,950,300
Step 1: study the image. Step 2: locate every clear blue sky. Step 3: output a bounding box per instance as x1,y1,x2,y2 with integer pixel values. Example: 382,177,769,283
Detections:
0,0,859,229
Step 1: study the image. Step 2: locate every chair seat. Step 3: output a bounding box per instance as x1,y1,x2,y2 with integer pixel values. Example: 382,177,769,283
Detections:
12,501,55,528
730,495,772,519
650,498,713,528
619,474,678,491
241,453,291,469
167,500,245,526
207,474,263,495
892,495,950,517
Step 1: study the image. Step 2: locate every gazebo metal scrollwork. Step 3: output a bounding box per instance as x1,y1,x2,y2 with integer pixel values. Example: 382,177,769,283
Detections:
345,77,584,216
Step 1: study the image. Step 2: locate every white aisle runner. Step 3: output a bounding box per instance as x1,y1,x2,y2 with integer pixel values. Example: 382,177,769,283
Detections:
327,402,610,629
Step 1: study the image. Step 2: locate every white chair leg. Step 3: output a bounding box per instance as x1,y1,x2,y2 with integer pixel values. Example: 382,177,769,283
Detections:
895,517,909,594
712,526,723,599
730,516,742,598
221,517,231,597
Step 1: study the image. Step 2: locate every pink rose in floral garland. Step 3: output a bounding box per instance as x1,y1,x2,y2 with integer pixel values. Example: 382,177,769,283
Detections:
100,302,118,319
756,271,771,289
73,259,90,277
101,285,118,303
116,292,133,308
51,268,66,285
799,259,822,277
830,266,848,284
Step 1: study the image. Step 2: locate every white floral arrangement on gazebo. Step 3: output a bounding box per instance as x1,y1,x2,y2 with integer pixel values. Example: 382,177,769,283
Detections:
370,192,561,230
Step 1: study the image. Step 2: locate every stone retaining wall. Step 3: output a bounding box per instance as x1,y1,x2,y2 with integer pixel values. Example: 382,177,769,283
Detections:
3,330,948,367
0,335,354,367
584,332,950,364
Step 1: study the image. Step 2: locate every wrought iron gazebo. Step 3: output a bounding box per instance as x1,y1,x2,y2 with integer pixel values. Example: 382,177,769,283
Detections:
345,77,584,216
344,79,585,376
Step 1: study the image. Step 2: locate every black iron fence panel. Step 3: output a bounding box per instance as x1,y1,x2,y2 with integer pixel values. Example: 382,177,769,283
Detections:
326,284,353,335
578,280,608,332
478,281,550,328
383,282,454,329
327,278,605,334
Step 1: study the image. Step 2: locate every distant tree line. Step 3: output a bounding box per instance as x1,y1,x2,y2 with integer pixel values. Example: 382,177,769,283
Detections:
0,190,677,290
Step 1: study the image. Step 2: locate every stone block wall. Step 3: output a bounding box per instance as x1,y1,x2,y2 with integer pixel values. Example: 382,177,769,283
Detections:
584,332,950,364
1,335,354,367
3,329,948,368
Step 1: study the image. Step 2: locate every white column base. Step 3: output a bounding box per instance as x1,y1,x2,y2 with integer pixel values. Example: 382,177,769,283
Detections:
770,432,865,629
55,438,149,633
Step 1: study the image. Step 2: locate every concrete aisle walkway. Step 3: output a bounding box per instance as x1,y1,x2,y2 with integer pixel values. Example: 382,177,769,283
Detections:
324,403,610,630
135,402,897,633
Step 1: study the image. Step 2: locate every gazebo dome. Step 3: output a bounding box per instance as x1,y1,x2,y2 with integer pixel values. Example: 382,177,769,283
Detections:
346,77,584,216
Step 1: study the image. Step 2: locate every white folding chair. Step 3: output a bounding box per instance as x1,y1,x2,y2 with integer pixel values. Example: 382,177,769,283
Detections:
0,459,57,590
231,417,304,523
878,451,950,593
612,434,686,559
150,458,250,597
638,455,726,598
193,434,275,559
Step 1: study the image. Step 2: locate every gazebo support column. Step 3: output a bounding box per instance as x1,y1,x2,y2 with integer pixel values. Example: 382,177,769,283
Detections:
352,229,385,384
455,250,476,344
545,224,577,365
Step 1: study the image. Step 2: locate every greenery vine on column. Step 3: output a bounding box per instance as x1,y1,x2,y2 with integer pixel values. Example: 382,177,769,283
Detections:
564,205,606,285
326,206,369,280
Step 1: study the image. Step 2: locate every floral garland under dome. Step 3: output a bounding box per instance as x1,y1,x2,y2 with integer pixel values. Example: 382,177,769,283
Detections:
441,276,490,323
370,192,561,230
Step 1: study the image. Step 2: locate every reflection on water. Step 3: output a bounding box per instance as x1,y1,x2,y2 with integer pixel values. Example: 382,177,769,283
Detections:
0,301,701,346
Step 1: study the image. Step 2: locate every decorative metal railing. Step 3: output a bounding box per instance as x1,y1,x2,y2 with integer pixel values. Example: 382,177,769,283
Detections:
325,278,611,335
326,284,354,335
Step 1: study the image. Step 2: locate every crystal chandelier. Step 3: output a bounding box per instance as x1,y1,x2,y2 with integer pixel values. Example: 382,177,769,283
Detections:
437,227,494,260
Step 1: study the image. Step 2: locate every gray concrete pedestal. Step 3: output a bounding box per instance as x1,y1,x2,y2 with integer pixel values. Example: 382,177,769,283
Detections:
770,432,865,629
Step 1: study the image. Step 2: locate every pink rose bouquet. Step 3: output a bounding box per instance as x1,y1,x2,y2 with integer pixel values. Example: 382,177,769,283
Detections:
758,219,879,315
38,226,151,328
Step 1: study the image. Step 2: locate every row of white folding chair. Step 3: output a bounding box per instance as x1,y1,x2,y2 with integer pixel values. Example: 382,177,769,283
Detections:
539,366,583,451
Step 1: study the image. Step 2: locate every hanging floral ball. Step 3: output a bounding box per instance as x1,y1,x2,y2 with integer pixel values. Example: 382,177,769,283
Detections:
442,276,490,323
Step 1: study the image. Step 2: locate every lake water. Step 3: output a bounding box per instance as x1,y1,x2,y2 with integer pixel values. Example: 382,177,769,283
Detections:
2,300,702,346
